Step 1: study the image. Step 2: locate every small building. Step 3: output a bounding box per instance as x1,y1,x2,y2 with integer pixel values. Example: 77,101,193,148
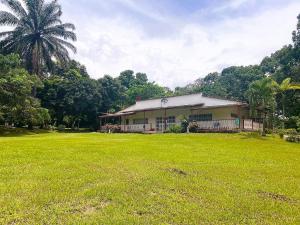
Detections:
99,93,261,133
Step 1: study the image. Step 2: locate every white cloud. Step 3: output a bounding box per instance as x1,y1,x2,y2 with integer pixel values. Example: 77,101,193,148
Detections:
68,1,299,88
213,0,253,12
1,1,299,88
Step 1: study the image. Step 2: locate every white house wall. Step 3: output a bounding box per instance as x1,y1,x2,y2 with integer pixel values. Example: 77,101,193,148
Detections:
121,105,249,129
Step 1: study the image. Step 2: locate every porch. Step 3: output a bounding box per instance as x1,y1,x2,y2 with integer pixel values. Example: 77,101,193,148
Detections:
100,119,262,133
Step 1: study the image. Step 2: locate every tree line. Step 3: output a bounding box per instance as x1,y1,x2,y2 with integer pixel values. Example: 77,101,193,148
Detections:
0,0,299,131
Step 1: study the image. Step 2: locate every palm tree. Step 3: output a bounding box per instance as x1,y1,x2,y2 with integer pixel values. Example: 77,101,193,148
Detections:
246,78,278,136
0,0,76,78
276,78,300,118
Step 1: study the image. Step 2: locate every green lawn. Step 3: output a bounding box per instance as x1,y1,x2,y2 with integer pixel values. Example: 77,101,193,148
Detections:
0,132,299,224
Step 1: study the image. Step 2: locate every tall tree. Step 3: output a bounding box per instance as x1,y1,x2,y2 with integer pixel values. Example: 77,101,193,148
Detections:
0,0,76,77
98,75,124,113
135,72,148,85
125,82,166,105
38,69,101,129
219,66,264,101
118,70,135,89
275,78,300,117
0,54,50,128
292,14,300,49
246,78,278,136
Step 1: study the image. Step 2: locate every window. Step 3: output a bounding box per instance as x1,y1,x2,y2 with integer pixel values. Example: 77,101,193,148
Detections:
133,118,148,124
167,116,176,124
125,119,129,125
156,117,163,131
189,114,212,121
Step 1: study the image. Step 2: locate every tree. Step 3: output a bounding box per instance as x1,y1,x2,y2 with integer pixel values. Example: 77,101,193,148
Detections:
275,78,300,117
246,78,278,136
38,72,101,129
219,66,264,101
0,0,76,77
98,75,124,113
201,72,227,97
52,60,89,78
292,14,300,48
174,77,204,96
118,70,135,89
135,73,148,85
125,82,166,105
0,54,50,128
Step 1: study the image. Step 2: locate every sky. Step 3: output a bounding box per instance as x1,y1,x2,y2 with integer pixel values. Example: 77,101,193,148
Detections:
1,0,300,88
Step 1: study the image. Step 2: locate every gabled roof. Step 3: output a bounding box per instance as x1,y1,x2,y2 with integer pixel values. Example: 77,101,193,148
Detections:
119,93,245,113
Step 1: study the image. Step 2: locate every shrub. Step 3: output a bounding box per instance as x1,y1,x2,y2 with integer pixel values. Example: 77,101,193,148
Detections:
188,121,199,133
180,117,189,133
286,135,300,143
167,124,182,133
285,116,300,131
277,129,285,139
286,128,298,136
265,128,273,134
277,128,298,138
57,124,66,131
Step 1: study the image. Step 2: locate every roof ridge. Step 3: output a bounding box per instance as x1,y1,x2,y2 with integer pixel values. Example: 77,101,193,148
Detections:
135,93,203,103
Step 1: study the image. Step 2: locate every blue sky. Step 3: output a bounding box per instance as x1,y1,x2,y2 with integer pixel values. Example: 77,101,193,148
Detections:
1,0,300,88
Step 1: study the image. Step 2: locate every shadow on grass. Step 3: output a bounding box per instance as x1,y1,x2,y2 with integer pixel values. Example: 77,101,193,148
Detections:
0,128,53,137
57,128,92,134
0,127,95,137
239,132,269,140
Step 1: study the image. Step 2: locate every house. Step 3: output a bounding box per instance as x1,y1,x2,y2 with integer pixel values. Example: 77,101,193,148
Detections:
99,93,262,133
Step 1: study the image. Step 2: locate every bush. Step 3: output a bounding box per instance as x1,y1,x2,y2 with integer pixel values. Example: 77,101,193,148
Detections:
265,128,273,134
167,124,182,133
286,135,300,143
277,129,285,139
285,116,300,131
57,124,66,131
180,117,189,133
277,128,298,138
188,121,199,133
286,128,298,135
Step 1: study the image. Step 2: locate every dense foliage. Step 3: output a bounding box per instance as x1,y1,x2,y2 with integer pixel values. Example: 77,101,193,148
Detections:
0,54,50,127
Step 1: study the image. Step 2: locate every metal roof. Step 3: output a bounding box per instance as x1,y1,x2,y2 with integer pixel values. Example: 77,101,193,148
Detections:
119,93,245,113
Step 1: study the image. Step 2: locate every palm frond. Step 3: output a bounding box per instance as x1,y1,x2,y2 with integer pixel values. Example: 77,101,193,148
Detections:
40,1,61,28
288,83,300,90
44,26,77,41
0,0,76,76
0,11,19,25
1,0,27,18
45,36,77,53
0,30,14,38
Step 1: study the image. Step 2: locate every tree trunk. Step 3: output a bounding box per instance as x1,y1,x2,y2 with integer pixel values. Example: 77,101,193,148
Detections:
261,112,267,136
31,44,39,97
282,94,286,129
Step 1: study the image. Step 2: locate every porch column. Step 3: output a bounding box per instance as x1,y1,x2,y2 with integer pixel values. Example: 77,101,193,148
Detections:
124,116,127,132
237,105,241,130
164,108,167,131
143,111,146,132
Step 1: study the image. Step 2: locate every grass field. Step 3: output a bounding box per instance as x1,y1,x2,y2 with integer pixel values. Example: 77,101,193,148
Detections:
0,132,299,224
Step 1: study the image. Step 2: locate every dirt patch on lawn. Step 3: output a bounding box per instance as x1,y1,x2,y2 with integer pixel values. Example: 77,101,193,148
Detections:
168,168,188,176
82,200,111,215
257,190,297,203
67,199,111,215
